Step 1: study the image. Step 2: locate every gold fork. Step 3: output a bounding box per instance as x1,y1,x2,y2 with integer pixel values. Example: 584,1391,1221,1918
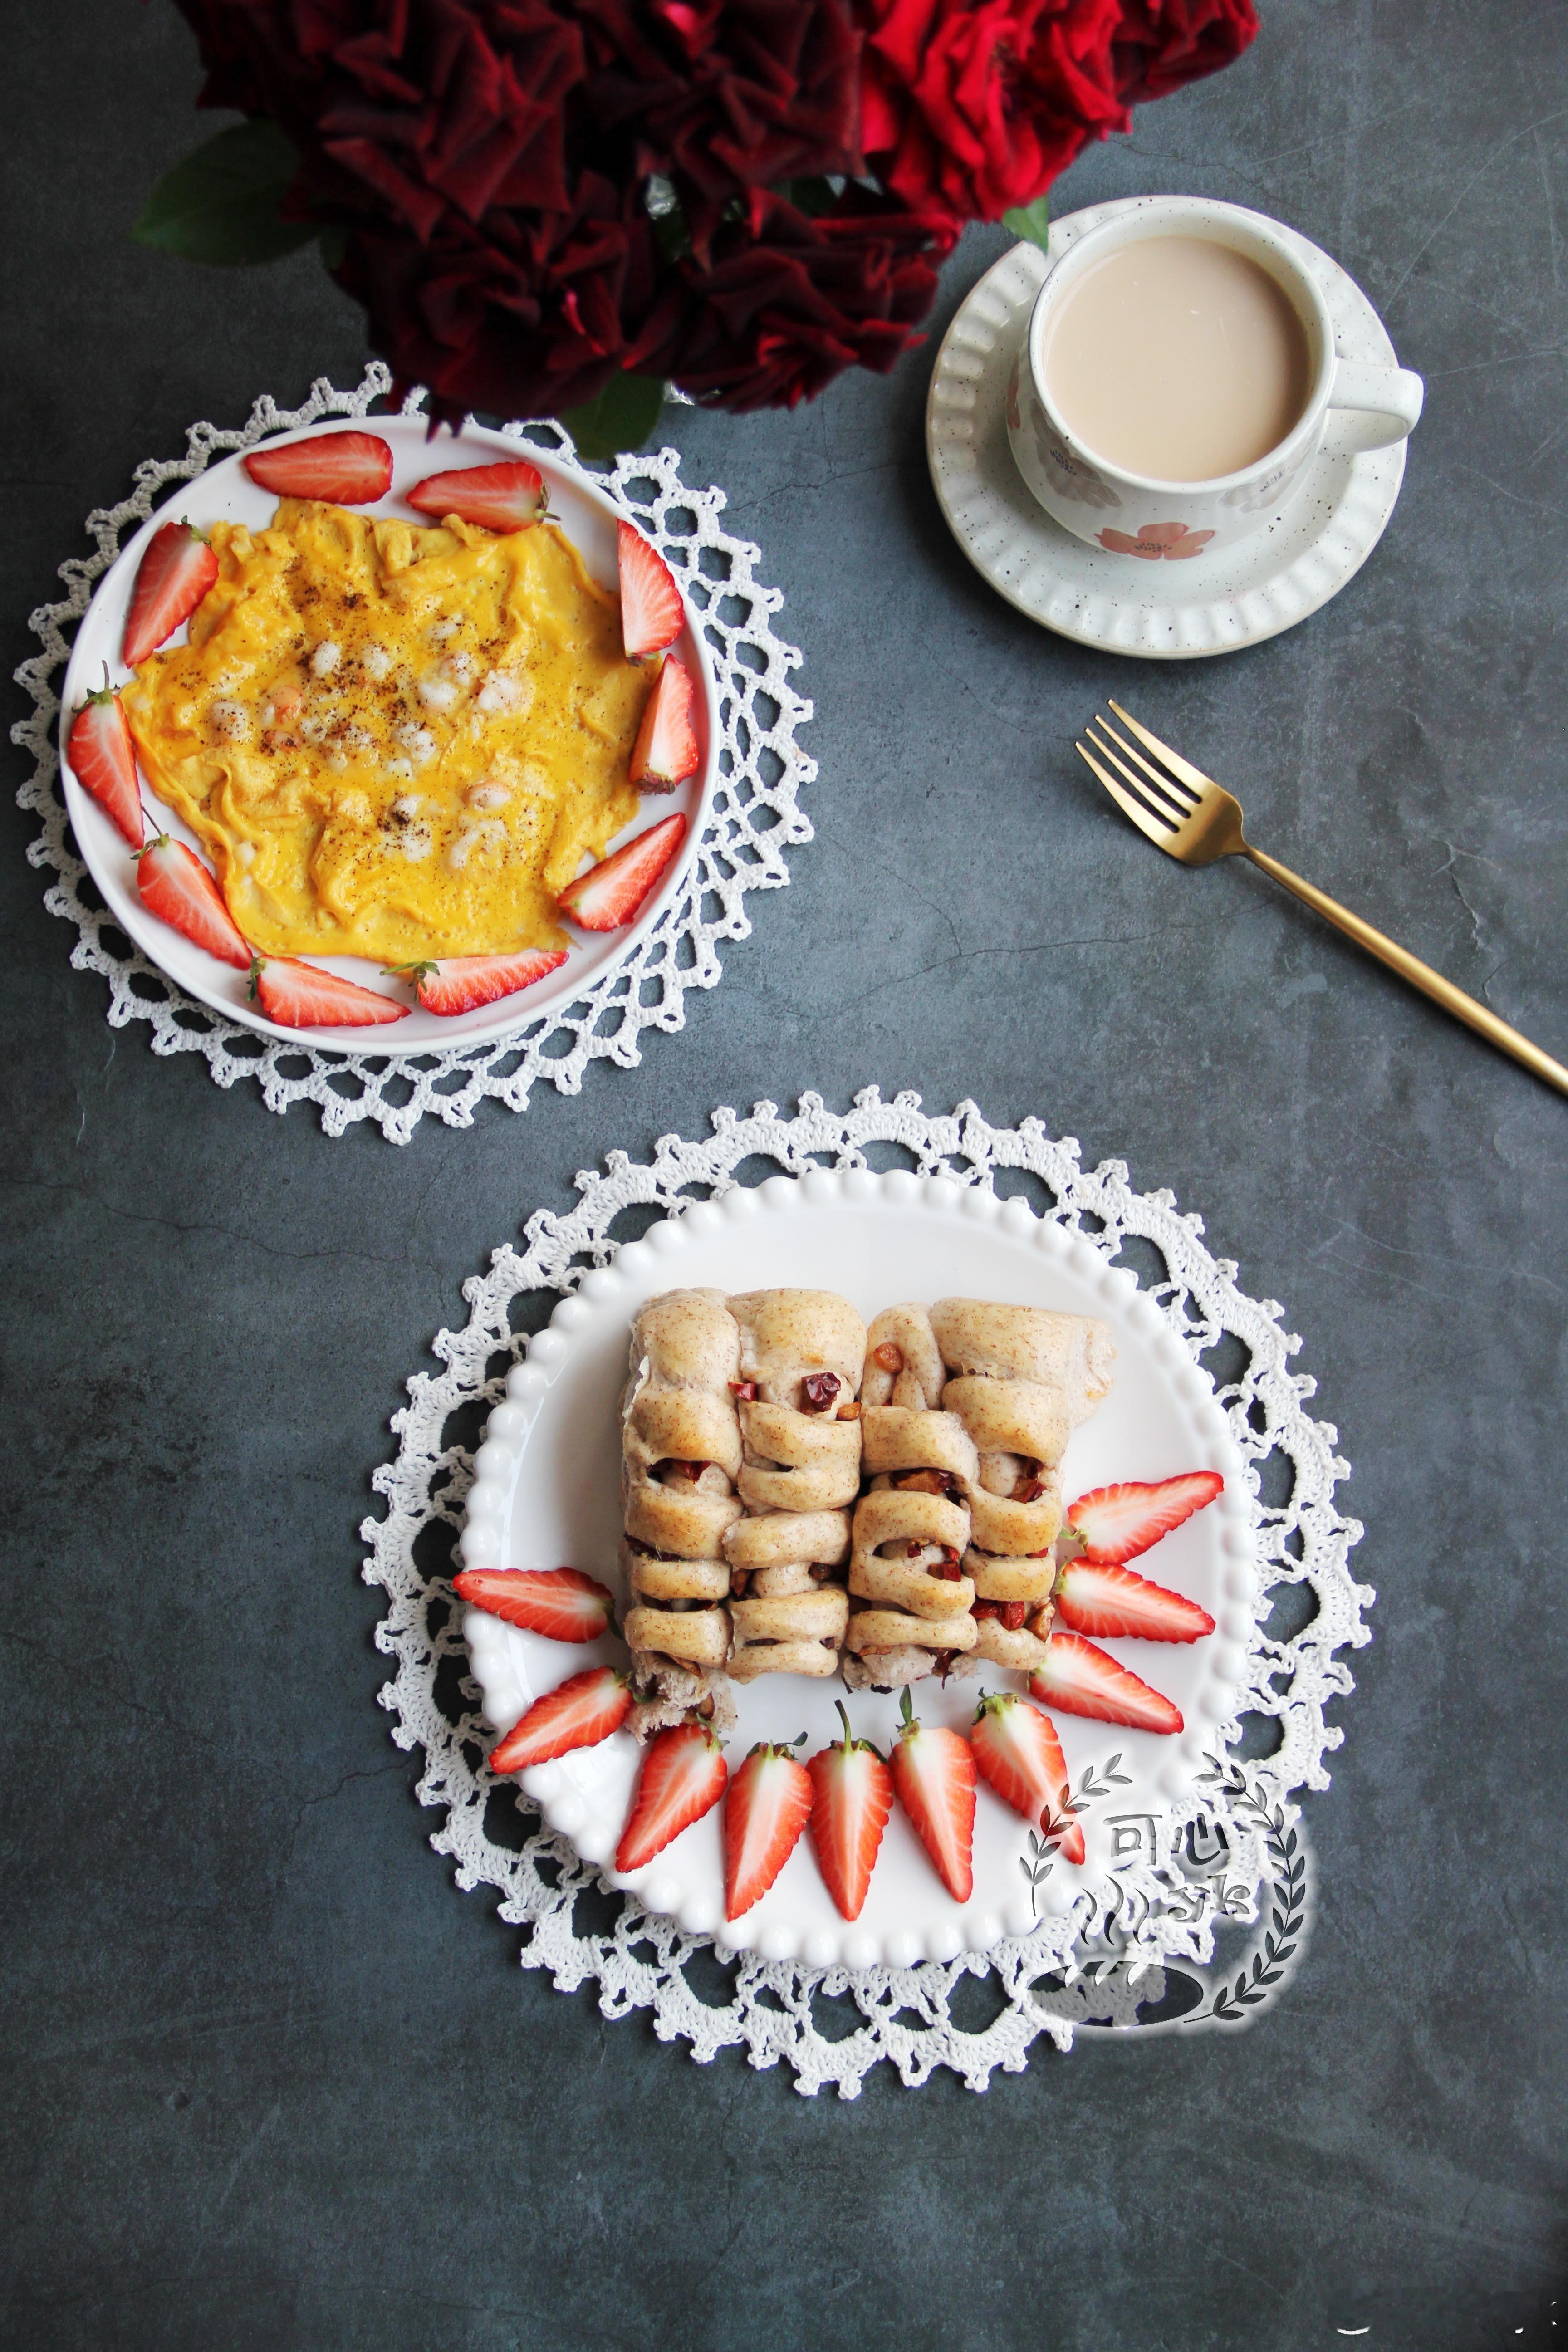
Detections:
1077,701,1568,1098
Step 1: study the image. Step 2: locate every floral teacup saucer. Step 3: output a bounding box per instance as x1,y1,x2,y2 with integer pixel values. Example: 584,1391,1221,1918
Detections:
926,201,1410,661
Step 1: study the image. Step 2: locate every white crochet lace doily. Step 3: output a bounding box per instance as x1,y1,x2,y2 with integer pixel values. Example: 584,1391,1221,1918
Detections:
363,1092,1369,2096
12,367,813,1144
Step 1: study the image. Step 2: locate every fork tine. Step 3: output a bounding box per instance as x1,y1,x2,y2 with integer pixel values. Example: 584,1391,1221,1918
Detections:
1076,740,1179,853
1087,717,1193,823
1106,699,1218,797
1091,710,1203,813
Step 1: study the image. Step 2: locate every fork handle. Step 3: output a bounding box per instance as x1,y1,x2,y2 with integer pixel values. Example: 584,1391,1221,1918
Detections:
1243,847,1568,1097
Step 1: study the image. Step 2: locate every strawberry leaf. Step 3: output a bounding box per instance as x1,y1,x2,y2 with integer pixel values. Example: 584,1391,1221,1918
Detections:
132,121,317,266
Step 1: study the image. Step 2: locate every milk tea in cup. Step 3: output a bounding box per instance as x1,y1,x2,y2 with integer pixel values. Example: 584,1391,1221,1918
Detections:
1041,235,1313,484
1004,196,1425,563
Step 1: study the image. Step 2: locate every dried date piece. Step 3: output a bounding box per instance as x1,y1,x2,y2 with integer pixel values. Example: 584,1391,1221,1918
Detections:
974,1599,1028,1630
1013,1460,1047,1503
658,1458,710,1486
892,1468,955,1497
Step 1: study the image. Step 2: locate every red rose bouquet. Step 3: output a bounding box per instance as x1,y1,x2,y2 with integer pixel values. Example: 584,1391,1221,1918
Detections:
138,0,1257,448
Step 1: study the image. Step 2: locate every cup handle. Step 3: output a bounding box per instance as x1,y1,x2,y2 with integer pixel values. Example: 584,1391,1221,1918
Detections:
1323,358,1425,455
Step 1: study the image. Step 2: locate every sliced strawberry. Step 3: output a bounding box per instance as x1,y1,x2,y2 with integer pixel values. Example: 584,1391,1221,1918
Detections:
890,1688,976,1903
1030,1634,1183,1735
243,430,393,504
724,1741,812,1921
618,521,684,657
406,459,549,533
616,1722,728,1873
452,1567,615,1644
249,956,409,1029
399,948,568,1016
65,672,143,848
629,656,699,792
1066,1471,1224,1565
806,1702,892,1923
490,1666,631,1774
135,836,251,968
969,1692,1084,1863
1055,1560,1215,1644
122,520,218,667
556,813,686,933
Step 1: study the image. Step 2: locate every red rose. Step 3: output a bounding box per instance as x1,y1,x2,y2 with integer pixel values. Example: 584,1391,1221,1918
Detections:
855,0,1257,227
171,0,884,414
1110,0,1259,103
576,0,865,258
857,0,1132,225
335,172,665,418
163,0,1259,421
629,186,956,409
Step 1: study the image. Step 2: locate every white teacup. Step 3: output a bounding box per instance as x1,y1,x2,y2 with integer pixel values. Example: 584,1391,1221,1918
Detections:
1005,195,1423,561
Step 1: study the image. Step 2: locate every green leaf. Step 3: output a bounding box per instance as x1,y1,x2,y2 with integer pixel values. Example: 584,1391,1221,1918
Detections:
559,374,667,461
775,175,838,219
646,181,694,266
132,120,316,267
1001,195,1052,252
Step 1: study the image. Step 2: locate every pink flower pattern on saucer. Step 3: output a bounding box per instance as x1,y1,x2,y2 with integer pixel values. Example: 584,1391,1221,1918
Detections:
1097,521,1216,560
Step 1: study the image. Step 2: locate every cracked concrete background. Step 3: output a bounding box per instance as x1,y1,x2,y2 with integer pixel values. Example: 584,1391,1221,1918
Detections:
4,3,1566,2348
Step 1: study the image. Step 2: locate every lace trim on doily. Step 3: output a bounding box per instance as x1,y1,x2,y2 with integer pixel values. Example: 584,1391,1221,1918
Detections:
361,1092,1370,2097
11,367,814,1144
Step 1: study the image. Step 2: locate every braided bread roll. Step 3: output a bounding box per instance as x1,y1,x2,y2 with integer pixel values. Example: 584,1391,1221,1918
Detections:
843,1304,979,1691
722,1289,865,1679
929,1298,1115,1671
620,1289,743,1735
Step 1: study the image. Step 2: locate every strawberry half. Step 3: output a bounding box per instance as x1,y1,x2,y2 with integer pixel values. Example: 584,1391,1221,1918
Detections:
1055,1560,1215,1644
890,1688,976,1904
135,836,251,969
490,1666,631,1774
1030,1634,1183,1735
243,430,394,504
556,813,686,933
616,1722,728,1873
406,459,549,533
249,956,409,1029
806,1702,892,1923
618,521,683,657
1066,1471,1224,1565
629,656,699,792
122,520,218,667
65,671,143,848
397,948,568,1016
724,1740,812,1920
452,1567,615,1644
969,1693,1084,1863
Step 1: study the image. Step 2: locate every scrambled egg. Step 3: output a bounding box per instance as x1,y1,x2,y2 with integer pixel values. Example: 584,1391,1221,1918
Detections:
120,498,653,961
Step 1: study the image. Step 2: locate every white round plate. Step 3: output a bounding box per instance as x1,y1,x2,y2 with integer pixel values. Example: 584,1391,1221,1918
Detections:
460,1170,1254,1970
926,201,1409,659
58,414,719,1049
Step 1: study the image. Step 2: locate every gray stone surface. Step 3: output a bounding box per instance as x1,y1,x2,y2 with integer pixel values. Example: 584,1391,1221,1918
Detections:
4,2,1566,2345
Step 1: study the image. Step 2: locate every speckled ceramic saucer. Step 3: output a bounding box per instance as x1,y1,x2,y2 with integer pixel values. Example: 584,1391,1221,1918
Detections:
926,201,1409,660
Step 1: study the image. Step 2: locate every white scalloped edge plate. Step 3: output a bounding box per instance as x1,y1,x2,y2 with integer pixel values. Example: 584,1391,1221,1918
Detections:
57,414,719,1050
459,1171,1254,1970
926,200,1408,658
